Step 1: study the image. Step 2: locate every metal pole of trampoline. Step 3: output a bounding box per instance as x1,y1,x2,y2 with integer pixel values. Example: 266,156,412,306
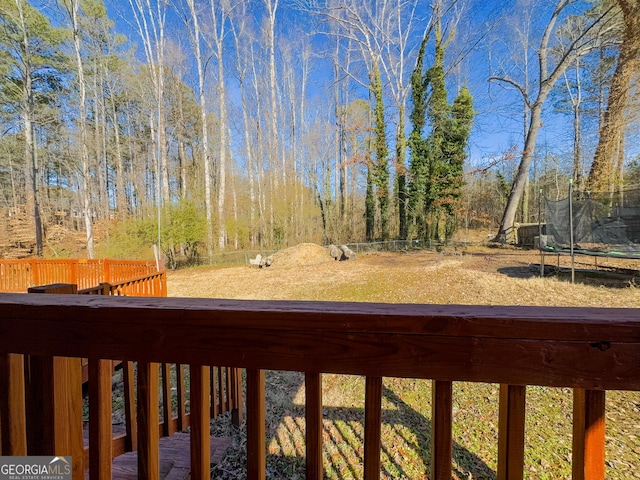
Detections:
569,179,575,283
539,189,544,277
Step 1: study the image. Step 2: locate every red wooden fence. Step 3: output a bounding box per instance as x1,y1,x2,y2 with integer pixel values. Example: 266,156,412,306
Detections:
0,258,161,292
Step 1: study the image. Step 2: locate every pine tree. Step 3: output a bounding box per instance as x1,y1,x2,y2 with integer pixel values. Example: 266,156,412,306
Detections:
0,0,68,256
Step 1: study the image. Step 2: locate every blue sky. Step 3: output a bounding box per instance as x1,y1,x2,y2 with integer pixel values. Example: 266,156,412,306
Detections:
97,0,614,179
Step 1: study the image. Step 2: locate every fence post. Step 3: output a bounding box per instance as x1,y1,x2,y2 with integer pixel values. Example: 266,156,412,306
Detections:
103,260,111,284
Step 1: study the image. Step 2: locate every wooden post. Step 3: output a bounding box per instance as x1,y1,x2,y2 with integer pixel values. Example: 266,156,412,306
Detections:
231,367,243,427
305,372,323,480
497,384,526,480
431,380,453,480
123,361,138,452
137,361,160,480
364,376,382,480
0,353,27,455
89,359,113,480
190,365,211,480
25,283,83,479
24,356,84,480
177,364,186,431
573,388,606,480
246,368,266,480
161,363,172,437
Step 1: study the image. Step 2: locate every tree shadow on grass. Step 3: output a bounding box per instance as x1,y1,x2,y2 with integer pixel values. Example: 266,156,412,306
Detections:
498,264,639,288
263,371,496,480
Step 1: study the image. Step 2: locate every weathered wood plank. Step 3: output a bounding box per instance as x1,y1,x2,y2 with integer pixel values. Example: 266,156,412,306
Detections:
497,384,526,480
364,376,382,480
246,368,265,480
431,380,452,480
89,359,113,480
0,295,638,390
573,388,606,480
305,372,323,480
0,353,27,455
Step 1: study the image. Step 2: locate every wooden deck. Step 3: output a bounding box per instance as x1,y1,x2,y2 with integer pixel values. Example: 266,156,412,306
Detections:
84,433,230,480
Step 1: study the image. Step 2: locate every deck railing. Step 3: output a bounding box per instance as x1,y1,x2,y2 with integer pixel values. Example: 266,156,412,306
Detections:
0,258,161,292
0,295,638,480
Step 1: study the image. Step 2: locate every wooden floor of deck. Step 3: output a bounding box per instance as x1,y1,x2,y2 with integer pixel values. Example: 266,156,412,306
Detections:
84,433,231,480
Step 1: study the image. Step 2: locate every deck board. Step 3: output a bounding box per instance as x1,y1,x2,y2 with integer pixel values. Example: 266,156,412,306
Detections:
84,433,231,480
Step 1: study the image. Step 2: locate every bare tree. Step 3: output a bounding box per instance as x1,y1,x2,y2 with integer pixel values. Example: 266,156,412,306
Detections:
205,0,234,250
61,0,95,257
183,0,214,258
491,0,617,243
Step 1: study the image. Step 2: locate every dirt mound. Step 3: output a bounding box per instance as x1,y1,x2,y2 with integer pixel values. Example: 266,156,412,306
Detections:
271,243,331,268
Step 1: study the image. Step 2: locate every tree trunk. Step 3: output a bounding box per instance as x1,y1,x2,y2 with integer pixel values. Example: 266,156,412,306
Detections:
187,0,214,260
68,0,94,257
587,0,640,193
496,100,544,243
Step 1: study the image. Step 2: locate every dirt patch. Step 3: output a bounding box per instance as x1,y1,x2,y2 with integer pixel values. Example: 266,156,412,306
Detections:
270,242,331,268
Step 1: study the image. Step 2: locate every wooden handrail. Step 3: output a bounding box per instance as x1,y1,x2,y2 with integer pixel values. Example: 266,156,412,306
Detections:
0,295,639,479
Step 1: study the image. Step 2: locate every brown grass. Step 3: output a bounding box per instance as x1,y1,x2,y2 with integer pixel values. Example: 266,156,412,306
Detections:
168,244,640,307
167,244,640,480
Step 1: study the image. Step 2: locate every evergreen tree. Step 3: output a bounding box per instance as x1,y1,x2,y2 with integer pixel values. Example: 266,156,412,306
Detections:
0,0,68,255
407,19,474,242
407,33,429,240
442,87,474,240
371,61,390,240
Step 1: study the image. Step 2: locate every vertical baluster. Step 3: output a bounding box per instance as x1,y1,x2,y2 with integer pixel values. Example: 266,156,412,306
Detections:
0,353,27,455
305,372,323,480
246,368,266,480
231,368,243,427
161,364,172,437
190,365,211,480
177,364,186,431
123,361,137,452
89,359,112,480
137,361,159,480
210,367,219,419
573,388,605,480
497,384,526,480
226,366,233,411
431,380,453,479
219,366,227,413
364,376,382,480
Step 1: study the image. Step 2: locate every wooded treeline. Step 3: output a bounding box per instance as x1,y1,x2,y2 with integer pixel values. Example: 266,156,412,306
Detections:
0,0,637,261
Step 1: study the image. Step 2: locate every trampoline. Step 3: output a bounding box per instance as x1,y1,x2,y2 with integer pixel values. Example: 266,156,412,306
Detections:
538,184,640,281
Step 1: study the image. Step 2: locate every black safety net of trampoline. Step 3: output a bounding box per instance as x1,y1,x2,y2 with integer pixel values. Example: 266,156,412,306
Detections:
539,188,640,258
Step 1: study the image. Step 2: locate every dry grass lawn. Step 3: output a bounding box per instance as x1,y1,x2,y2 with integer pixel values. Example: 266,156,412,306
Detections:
168,244,640,480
